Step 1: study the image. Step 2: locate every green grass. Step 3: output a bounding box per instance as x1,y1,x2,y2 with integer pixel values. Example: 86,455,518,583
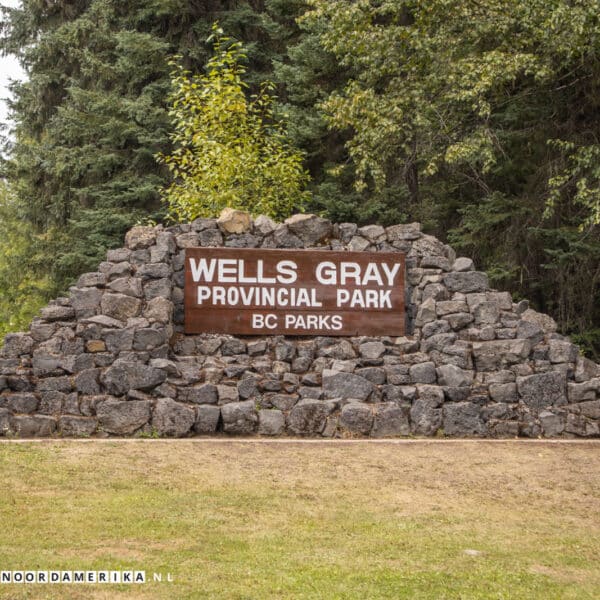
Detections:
0,441,599,599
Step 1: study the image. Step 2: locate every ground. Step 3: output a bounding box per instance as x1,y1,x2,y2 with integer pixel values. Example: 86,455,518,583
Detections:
0,440,599,599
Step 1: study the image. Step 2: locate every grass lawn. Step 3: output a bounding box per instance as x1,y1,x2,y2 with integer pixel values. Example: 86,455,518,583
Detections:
0,440,599,599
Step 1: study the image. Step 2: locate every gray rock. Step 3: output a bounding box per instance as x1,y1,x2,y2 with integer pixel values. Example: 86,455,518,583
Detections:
348,236,370,251
520,308,557,333
539,410,565,437
548,340,578,364
285,213,332,245
443,272,489,293
101,293,141,321
574,356,600,383
371,403,410,437
152,398,195,437
517,372,567,410
410,385,444,435
437,301,468,316
176,232,199,248
106,248,131,262
489,383,517,403
452,257,474,272
40,305,75,322
143,278,172,300
221,339,247,356
0,408,11,435
217,385,239,405
516,319,544,345
179,384,218,404
199,228,224,247
194,405,221,434
358,224,386,243
100,361,167,395
473,301,499,325
107,277,143,298
319,340,356,360
75,368,101,395
77,272,107,287
258,409,285,435
422,320,451,337
444,312,474,330
436,364,474,388
567,379,600,402
443,402,485,436
221,400,258,434
10,415,56,437
409,362,437,384
103,328,134,353
253,215,277,235
322,370,374,401
270,225,304,248
270,394,300,410
578,400,600,419
355,367,386,385
4,393,38,413
96,398,151,434
133,328,166,351
385,364,411,385
415,297,436,326
287,399,335,435
70,287,103,314
359,341,386,360
59,416,97,437
37,376,72,393
1,333,35,358
339,402,373,435
386,223,422,241
472,339,531,370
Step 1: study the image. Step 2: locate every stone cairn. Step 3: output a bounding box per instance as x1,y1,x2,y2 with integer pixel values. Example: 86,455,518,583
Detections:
1,209,599,438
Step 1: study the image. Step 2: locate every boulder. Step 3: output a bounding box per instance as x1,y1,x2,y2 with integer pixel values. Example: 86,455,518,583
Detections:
443,402,485,436
517,372,567,410
322,370,374,401
125,226,156,250
410,385,444,435
371,403,410,437
194,405,221,434
287,399,335,435
100,361,167,396
221,400,258,434
96,398,151,435
59,416,97,437
285,213,332,245
1,333,35,358
442,272,489,293
10,415,56,437
452,257,474,272
339,402,373,435
152,398,195,437
100,293,141,321
179,384,218,405
436,364,474,388
258,409,285,435
472,339,531,370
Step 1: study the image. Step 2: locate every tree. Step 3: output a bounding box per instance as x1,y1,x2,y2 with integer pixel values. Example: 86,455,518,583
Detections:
304,0,600,356
158,26,310,221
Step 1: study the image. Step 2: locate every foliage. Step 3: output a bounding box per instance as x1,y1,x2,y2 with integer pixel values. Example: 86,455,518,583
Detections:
0,182,52,339
158,26,310,221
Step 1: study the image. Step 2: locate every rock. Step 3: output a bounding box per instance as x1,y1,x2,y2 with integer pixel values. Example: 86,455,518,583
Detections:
355,367,386,385
285,213,332,245
247,340,267,356
258,409,285,435
472,339,531,370
101,293,141,321
107,277,143,298
10,415,56,437
287,399,335,435
385,364,411,385
473,301,499,325
102,328,133,353
254,215,277,235
415,297,436,326
100,361,167,396
237,377,258,400
4,393,38,413
386,223,422,241
567,379,600,402
319,340,356,360
152,398,195,437
217,385,239,405
199,228,224,247
221,400,257,434
444,312,474,330
40,305,75,322
1,333,35,358
517,372,567,410
358,341,386,360
133,328,166,351
77,272,107,288
443,402,485,436
175,232,199,248
548,340,578,364
59,416,97,437
217,208,252,234
437,301,468,316
409,362,437,384
489,383,517,403
410,385,444,435
86,340,106,353
442,272,489,293
75,368,101,395
539,410,565,437
371,403,410,437
322,370,374,401
125,226,156,250
271,225,303,248
69,287,103,314
358,224,386,243
270,394,299,411
578,400,600,419
221,339,247,356
348,236,370,251
0,408,11,435
96,398,151,434
574,356,600,383
436,364,474,388
179,384,218,404
339,402,373,435
194,405,221,434
452,257,474,272
520,308,557,333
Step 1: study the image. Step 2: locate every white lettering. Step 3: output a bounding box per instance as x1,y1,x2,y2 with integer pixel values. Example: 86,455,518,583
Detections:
189,257,216,282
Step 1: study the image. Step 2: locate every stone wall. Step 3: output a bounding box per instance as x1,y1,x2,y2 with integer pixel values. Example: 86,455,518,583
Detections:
1,210,599,438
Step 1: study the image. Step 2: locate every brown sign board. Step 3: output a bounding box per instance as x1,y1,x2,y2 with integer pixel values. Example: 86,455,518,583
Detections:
184,248,405,336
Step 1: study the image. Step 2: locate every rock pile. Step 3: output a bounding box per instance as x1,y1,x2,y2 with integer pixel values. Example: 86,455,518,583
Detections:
1,210,599,437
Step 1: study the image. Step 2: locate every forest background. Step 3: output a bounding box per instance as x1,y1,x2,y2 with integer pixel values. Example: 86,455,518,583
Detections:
0,0,599,358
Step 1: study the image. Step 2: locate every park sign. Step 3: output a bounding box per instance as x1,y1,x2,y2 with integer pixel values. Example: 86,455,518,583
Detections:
184,248,405,336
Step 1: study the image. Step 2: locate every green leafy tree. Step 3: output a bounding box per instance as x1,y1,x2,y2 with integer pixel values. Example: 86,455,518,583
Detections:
158,26,310,221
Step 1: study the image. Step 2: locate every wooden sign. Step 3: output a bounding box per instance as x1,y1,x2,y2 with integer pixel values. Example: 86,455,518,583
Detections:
184,248,405,336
